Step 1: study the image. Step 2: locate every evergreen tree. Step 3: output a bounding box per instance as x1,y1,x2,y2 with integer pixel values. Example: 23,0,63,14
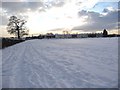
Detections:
103,29,108,37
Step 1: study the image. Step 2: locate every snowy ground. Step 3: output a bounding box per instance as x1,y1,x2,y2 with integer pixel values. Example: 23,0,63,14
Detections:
2,37,118,88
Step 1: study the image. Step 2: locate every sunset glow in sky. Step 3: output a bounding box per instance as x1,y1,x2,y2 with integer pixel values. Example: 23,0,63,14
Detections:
0,0,119,37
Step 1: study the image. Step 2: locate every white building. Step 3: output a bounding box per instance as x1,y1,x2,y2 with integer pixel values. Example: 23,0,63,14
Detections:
77,34,88,38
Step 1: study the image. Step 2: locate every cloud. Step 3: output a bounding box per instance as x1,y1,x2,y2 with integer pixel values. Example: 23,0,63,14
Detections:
1,2,44,25
1,15,8,25
1,0,66,13
73,8,118,32
103,7,115,12
49,27,65,31
2,2,44,13
1,0,21,2
50,0,65,7
1,0,100,16
0,0,66,21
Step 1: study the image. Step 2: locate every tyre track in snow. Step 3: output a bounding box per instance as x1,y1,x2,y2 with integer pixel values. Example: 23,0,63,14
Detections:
2,43,27,76
2,45,22,75
2,42,29,88
24,42,68,88
26,40,107,88
24,41,82,88
23,43,58,88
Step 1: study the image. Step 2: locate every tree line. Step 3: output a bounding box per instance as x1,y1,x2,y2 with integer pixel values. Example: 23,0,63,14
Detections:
7,16,115,39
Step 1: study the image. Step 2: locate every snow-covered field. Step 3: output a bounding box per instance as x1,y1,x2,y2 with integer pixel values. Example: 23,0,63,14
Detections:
2,37,118,88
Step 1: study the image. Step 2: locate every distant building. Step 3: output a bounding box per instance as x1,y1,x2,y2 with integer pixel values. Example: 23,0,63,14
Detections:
55,34,64,38
55,34,72,38
45,33,55,39
77,34,88,38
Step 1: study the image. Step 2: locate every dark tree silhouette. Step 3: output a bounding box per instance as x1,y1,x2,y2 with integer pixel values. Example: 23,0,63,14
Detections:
7,16,29,39
103,29,108,37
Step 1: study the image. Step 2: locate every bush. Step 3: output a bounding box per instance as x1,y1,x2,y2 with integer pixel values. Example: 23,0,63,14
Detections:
1,38,25,49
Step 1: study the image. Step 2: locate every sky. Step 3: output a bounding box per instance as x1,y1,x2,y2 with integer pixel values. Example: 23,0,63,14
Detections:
0,0,119,37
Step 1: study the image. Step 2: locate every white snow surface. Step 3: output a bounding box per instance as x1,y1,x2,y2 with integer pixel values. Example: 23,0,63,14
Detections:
2,37,118,88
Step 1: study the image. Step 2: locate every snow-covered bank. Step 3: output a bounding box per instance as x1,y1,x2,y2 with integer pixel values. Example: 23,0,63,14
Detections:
2,37,118,88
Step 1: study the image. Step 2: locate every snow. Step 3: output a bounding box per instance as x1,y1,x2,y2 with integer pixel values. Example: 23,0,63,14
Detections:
2,37,118,88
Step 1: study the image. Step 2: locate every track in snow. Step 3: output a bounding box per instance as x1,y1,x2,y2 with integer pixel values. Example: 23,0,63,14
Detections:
2,38,118,88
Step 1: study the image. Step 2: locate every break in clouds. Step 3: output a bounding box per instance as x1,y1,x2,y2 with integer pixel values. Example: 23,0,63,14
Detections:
0,0,119,33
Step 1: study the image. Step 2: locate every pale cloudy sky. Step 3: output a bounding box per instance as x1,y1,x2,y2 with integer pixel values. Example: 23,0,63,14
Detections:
0,0,119,37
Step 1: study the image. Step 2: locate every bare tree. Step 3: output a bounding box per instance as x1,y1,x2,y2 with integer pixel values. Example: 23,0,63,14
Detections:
7,16,29,39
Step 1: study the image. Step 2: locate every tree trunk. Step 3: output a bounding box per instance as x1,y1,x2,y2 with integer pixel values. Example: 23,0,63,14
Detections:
18,29,20,39
16,25,20,39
